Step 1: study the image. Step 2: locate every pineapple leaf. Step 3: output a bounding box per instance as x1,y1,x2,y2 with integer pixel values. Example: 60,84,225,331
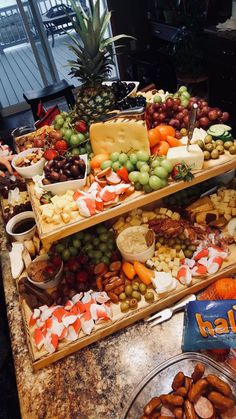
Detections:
101,34,134,49
100,10,111,40
68,0,88,33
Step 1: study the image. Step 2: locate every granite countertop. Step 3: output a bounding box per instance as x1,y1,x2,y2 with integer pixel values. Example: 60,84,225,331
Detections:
0,214,184,419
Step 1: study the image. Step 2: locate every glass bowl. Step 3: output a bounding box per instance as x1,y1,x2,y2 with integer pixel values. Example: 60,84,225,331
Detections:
122,352,236,419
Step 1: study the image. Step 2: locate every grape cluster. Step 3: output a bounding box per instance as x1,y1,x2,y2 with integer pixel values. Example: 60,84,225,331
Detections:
111,81,136,102
117,95,146,110
146,86,229,137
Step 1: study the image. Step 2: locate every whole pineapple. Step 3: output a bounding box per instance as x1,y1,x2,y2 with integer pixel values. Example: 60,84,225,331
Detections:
67,0,132,123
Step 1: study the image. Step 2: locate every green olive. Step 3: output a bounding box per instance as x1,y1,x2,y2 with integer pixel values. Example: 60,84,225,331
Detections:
188,244,197,251
204,134,213,144
196,140,204,150
125,285,133,296
215,139,224,147
211,149,219,159
216,145,225,155
132,290,141,301
129,298,138,309
205,143,214,152
119,292,127,301
185,240,190,246
184,249,193,258
144,291,155,302
132,281,140,291
139,283,147,294
181,244,187,250
175,238,181,244
174,244,182,251
204,150,211,161
224,141,234,150
178,233,186,241
229,145,236,155
120,301,129,312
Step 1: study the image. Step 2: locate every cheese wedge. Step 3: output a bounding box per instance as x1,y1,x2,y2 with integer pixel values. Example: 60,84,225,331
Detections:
166,144,204,170
90,118,150,155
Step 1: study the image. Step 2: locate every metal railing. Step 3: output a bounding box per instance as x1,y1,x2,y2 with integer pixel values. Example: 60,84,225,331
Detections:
0,0,85,53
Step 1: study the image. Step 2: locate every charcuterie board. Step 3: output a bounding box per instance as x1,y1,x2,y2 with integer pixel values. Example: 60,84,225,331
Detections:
17,244,236,370
28,155,236,248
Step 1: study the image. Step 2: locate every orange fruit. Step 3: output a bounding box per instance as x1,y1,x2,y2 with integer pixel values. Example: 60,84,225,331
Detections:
148,128,161,148
151,140,170,156
155,125,176,141
90,153,109,169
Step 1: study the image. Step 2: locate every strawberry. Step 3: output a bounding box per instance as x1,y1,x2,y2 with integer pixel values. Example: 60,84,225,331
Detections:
76,271,88,283
55,140,68,152
75,120,87,133
44,148,58,160
171,162,194,182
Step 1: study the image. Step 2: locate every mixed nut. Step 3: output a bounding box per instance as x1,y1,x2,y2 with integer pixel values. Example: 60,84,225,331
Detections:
15,149,44,167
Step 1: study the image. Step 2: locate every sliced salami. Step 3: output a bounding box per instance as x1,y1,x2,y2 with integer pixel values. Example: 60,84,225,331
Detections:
194,396,214,419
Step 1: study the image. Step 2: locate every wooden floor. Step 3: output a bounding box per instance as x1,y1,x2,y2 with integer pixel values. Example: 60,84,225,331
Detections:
0,32,116,110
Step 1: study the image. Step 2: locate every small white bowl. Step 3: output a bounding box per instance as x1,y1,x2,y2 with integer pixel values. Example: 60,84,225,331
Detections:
116,226,155,263
42,154,87,196
6,211,36,242
12,148,45,179
27,254,63,289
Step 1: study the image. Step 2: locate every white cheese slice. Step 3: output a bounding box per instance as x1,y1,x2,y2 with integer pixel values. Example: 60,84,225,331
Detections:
90,118,150,155
166,144,204,170
10,243,24,279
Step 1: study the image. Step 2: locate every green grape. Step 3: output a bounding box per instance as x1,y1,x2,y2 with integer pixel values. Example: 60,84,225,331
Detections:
151,159,161,168
129,153,138,165
96,224,107,234
139,172,150,185
93,237,100,246
159,178,168,188
62,249,71,261
110,152,120,162
83,232,92,242
69,246,78,256
119,153,128,164
178,85,187,93
181,91,190,99
153,166,168,179
93,250,103,260
55,243,65,253
161,159,173,173
140,163,150,173
64,129,73,141
99,233,109,242
79,146,86,154
143,184,153,193
134,182,142,191
101,255,110,265
100,243,108,252
101,160,112,170
84,243,93,252
136,150,149,162
128,171,140,183
72,238,81,248
125,160,135,172
181,99,189,108
136,161,146,170
153,94,162,103
112,161,122,171
149,175,162,190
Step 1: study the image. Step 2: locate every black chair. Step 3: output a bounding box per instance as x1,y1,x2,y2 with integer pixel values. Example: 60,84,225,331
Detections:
23,79,75,121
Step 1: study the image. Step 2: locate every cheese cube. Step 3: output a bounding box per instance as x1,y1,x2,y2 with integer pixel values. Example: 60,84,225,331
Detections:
71,211,79,220
166,145,204,170
232,208,236,216
41,204,54,219
61,213,70,223
166,210,173,218
224,214,232,221
159,207,167,215
52,214,61,224
173,258,180,267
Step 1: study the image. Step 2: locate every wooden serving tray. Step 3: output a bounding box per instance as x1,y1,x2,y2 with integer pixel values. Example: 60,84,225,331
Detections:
28,155,236,248
19,245,236,371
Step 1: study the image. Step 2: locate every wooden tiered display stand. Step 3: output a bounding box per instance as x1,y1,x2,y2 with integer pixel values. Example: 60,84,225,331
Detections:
8,153,236,369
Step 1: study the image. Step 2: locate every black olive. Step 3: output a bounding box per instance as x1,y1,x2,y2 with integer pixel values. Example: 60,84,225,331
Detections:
70,165,79,177
59,174,67,182
57,160,66,169
64,162,71,170
64,169,72,177
50,171,60,181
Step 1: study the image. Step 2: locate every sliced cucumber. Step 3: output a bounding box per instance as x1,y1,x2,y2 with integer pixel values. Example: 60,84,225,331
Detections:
209,124,232,133
207,127,225,137
218,134,233,141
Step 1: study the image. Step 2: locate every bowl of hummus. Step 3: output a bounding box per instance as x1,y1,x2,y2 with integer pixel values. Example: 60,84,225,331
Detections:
27,254,63,289
116,226,155,263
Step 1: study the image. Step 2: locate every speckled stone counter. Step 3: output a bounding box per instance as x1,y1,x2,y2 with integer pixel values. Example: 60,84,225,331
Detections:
0,225,184,419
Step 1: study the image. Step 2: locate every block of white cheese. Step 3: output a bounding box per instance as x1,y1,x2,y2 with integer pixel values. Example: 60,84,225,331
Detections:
166,144,204,170
90,118,150,155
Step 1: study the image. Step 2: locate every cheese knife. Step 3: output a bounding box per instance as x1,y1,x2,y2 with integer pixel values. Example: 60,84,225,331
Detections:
95,106,145,122
187,103,198,151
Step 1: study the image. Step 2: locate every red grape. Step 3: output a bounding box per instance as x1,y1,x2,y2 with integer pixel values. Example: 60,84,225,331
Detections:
208,109,218,121
221,111,229,122
176,112,184,121
199,117,210,128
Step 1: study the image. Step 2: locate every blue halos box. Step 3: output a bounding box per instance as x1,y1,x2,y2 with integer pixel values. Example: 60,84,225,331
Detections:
182,300,236,351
